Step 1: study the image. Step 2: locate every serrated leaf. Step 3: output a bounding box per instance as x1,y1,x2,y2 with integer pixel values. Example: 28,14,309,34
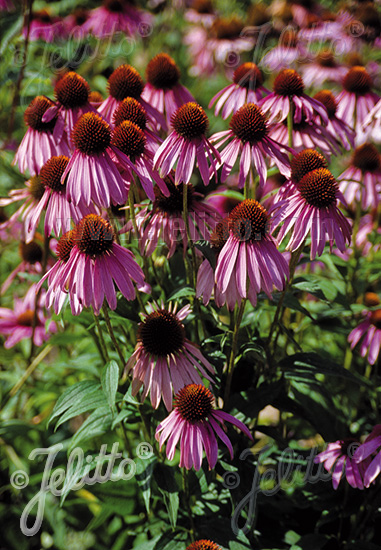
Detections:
101,360,119,411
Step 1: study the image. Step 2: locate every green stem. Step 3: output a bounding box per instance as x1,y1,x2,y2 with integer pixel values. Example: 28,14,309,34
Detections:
102,304,125,367
92,311,109,362
182,184,197,289
29,234,50,362
268,241,304,348
182,468,195,541
287,106,294,155
224,300,246,405
107,207,121,245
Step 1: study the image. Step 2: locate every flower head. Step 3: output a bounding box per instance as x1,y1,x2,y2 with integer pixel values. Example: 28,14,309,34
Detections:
215,199,289,306
40,214,146,315
314,439,368,490
273,154,352,259
209,62,269,119
210,103,292,188
186,541,221,550
155,383,252,469
126,303,215,411
13,96,70,175
154,102,221,186
0,284,57,348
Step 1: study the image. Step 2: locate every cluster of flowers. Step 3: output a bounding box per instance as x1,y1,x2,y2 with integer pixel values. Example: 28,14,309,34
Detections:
1,0,381,484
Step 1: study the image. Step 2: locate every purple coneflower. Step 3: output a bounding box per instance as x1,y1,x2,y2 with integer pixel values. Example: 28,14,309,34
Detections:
0,285,57,349
261,30,308,71
210,103,292,188
113,97,161,153
314,439,368,490
13,96,70,176
354,425,381,487
313,90,355,152
186,541,221,550
155,383,252,470
42,72,97,145
40,214,146,315
209,62,269,120
111,120,169,200
62,112,128,208
81,0,152,39
184,17,253,77
336,66,380,142
185,0,216,26
98,64,161,127
259,69,328,126
196,219,243,310
126,303,215,411
301,50,347,87
142,53,195,131
24,156,96,241
126,179,219,258
215,199,289,306
338,144,381,210
154,102,221,186
24,10,66,42
273,150,352,259
348,309,381,366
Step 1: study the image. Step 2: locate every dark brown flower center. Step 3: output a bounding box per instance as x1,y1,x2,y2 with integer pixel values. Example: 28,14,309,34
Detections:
364,292,380,307
172,102,209,139
72,8,89,26
24,96,57,132
28,175,46,200
339,438,358,457
73,113,111,155
273,69,305,97
291,149,328,183
346,53,365,67
19,240,43,264
279,29,298,48
73,215,114,256
108,64,144,101
55,72,90,108
316,50,337,68
39,156,69,192
352,143,380,172
228,199,268,242
146,53,180,90
191,0,214,14
313,90,337,117
211,17,244,39
297,168,338,208
31,10,52,23
89,91,103,103
57,230,75,262
103,0,124,12
16,310,36,327
111,121,146,159
210,219,229,251
186,541,221,550
370,310,381,329
247,3,270,26
233,62,263,89
138,309,185,356
175,384,214,423
154,180,194,214
343,66,372,95
113,97,147,129
230,103,268,144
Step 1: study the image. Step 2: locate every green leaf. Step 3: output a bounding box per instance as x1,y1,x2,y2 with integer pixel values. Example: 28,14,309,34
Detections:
136,456,156,513
69,407,113,451
194,240,217,269
101,360,119,411
48,381,100,427
55,390,107,430
154,463,179,529
167,286,195,301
